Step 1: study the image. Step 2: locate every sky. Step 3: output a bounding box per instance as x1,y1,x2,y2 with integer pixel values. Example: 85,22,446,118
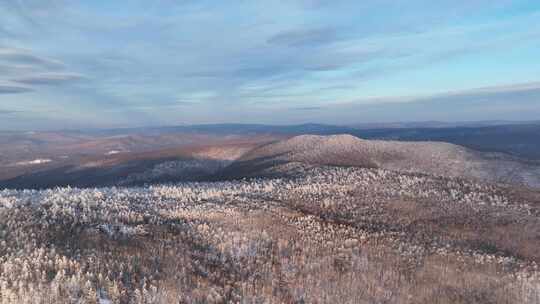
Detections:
0,0,539,130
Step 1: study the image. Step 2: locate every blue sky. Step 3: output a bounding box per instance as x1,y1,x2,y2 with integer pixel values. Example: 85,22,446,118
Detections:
0,0,539,130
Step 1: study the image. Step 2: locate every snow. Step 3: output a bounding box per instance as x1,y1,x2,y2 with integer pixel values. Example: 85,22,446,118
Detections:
15,159,52,166
105,150,123,155
239,134,540,189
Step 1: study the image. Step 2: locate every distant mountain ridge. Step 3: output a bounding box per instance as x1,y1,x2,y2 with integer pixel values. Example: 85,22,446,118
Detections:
82,122,540,160
4,121,540,159
2,122,540,189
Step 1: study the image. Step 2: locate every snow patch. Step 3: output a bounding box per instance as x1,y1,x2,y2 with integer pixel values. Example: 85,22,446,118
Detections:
15,159,52,166
106,150,124,155
99,296,112,304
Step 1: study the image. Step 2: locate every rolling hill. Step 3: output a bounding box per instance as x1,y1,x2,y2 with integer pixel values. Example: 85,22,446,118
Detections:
2,129,540,190
222,134,540,188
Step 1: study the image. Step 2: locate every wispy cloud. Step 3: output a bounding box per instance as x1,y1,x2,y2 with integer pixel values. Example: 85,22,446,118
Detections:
0,83,32,94
335,82,540,107
0,109,20,115
0,48,64,68
291,106,323,111
12,72,85,85
312,81,540,123
267,27,339,47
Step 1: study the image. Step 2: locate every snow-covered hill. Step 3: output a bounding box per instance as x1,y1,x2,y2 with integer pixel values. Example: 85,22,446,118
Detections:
226,134,540,188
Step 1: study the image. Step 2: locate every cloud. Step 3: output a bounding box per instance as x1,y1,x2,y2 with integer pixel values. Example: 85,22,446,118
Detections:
0,109,19,115
292,106,323,111
0,48,64,68
12,73,85,85
267,27,339,47
145,101,199,108
319,82,540,123
0,84,33,94
294,0,346,10
173,101,198,106
124,100,201,111
0,0,68,28
442,82,540,97
338,82,540,107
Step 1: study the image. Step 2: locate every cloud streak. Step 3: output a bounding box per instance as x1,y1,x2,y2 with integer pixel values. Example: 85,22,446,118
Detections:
267,27,340,47
0,48,65,68
0,109,20,115
12,73,85,85
291,106,323,111
0,84,33,94
313,82,540,123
